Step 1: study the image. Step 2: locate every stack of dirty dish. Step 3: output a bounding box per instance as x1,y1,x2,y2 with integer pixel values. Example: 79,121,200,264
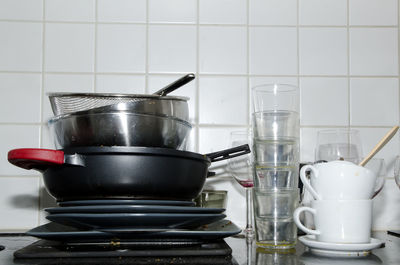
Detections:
251,84,300,249
26,199,241,245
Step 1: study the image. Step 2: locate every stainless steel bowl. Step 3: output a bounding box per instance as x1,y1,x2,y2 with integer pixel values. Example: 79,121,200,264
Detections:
48,112,192,149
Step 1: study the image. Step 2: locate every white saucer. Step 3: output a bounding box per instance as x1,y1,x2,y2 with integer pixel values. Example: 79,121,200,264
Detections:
298,235,384,258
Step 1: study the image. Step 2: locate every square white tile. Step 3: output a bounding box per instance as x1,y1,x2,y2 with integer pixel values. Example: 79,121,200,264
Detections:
148,25,196,73
98,0,146,23
43,74,94,120
350,28,398,76
45,23,94,72
299,0,347,26
199,0,246,25
250,27,297,75
249,0,297,25
350,78,399,126
149,0,196,24
0,125,40,176
372,179,400,230
300,77,348,126
199,76,248,125
148,75,196,122
349,0,398,26
96,24,146,73
0,73,41,123
0,176,40,231
299,28,347,75
96,75,145,94
357,127,400,165
0,22,42,71
45,0,95,22
199,26,247,74
0,0,43,21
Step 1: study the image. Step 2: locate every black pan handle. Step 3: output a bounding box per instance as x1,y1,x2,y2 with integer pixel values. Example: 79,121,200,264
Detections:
206,144,251,163
153,73,195,96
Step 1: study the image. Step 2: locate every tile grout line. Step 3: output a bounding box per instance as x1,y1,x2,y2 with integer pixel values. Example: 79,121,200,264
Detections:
1,70,400,79
398,0,400,153
296,0,300,91
93,0,98,92
246,0,250,126
195,0,200,152
144,0,149,93
37,0,47,229
0,18,398,28
347,0,351,131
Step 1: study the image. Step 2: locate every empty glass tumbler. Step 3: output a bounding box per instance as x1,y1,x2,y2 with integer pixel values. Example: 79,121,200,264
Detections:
251,84,300,249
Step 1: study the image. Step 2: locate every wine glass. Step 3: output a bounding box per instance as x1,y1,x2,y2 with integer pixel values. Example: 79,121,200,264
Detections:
394,156,400,189
315,129,363,163
364,158,386,198
227,130,254,239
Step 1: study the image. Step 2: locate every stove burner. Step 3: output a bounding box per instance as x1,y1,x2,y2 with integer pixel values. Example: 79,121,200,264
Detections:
14,239,234,264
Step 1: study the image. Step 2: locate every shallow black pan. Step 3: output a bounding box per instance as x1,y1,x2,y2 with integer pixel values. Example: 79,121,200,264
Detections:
8,145,250,202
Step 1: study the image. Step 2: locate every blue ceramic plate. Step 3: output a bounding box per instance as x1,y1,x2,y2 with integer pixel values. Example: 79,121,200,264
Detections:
27,219,241,242
46,205,224,214
58,199,195,207
46,212,226,230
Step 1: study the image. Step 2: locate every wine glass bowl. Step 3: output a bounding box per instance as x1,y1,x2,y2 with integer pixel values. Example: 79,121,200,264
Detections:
364,158,386,198
394,156,400,189
227,130,254,239
315,129,363,164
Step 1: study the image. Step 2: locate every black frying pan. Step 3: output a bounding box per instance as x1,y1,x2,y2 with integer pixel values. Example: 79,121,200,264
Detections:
8,145,250,202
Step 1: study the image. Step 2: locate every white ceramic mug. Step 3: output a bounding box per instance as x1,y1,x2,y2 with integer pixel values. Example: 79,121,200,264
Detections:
293,200,372,243
300,161,376,200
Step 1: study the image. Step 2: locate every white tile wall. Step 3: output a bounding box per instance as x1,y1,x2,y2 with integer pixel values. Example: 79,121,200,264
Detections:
0,22,42,71
1,0,400,232
98,0,146,23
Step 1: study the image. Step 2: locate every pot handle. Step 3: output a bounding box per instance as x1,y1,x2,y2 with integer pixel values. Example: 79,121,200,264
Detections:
206,144,251,162
8,148,65,171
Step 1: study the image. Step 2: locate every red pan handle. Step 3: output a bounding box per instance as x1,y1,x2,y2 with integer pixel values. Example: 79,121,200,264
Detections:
8,148,64,171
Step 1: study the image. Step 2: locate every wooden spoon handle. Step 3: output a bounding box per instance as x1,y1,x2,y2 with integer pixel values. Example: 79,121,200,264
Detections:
359,125,399,166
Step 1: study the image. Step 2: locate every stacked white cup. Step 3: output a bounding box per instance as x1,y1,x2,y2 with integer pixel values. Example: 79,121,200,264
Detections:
294,161,377,244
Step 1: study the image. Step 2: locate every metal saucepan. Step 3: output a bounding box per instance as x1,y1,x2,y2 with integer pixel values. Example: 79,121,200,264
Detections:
48,112,192,149
48,74,195,117
8,145,250,202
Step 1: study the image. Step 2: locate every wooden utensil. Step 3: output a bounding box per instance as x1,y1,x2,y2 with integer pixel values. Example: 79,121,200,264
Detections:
359,125,399,166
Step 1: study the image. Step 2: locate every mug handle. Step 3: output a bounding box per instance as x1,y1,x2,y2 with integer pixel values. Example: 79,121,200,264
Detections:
293,206,320,235
300,165,322,200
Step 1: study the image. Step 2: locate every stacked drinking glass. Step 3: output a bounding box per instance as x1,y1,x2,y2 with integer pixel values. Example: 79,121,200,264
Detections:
251,84,300,249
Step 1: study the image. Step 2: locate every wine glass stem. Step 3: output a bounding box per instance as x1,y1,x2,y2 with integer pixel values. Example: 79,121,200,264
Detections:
245,187,254,239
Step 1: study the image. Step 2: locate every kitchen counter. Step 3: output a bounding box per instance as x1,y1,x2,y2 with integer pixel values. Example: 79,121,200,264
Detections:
0,232,398,264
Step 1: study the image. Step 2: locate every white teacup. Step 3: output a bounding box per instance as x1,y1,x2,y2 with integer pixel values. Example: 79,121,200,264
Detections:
300,161,376,200
293,200,372,243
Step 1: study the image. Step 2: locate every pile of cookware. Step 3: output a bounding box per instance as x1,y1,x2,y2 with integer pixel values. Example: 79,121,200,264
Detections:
8,74,249,252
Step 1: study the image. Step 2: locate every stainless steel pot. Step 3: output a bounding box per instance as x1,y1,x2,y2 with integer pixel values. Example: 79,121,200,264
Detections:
48,112,192,149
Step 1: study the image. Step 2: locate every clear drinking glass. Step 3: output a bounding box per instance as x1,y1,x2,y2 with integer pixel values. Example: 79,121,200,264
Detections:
315,129,363,164
253,188,299,249
227,130,254,239
251,84,300,249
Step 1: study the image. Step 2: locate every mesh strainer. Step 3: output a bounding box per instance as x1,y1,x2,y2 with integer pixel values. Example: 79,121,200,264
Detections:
48,74,194,116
